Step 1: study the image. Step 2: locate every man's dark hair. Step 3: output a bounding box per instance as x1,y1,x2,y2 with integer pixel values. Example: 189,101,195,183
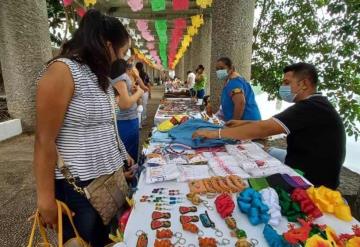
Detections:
283,63,318,85
197,64,204,70
187,70,192,75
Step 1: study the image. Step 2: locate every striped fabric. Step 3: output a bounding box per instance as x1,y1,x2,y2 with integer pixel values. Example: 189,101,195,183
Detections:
43,58,127,181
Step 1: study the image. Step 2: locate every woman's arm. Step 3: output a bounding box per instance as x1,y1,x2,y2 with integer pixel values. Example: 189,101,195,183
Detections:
232,92,246,120
113,81,143,110
34,62,74,227
192,119,285,140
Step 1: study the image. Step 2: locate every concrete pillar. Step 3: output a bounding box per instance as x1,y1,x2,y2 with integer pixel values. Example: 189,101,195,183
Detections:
191,17,212,94
0,0,52,131
210,0,255,109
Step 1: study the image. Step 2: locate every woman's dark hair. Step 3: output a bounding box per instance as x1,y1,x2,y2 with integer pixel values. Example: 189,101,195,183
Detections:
135,62,144,72
217,57,234,70
51,9,130,92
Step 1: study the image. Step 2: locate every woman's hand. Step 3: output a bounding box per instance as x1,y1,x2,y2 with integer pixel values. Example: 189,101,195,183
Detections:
127,154,135,167
124,170,135,181
225,120,251,128
192,130,218,140
38,198,58,229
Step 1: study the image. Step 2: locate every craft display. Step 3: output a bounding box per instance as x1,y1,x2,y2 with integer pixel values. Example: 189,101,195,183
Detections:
259,188,282,226
188,175,247,194
199,211,223,237
291,188,322,219
237,188,270,225
276,187,306,222
208,155,251,178
306,186,352,221
214,193,256,247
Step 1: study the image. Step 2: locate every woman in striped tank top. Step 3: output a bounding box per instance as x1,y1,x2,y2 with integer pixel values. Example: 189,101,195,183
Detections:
33,10,134,246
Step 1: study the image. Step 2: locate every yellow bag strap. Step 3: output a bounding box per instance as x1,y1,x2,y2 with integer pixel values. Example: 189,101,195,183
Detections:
27,211,51,247
57,200,84,246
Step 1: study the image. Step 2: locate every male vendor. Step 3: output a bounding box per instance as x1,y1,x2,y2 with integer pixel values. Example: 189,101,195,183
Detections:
193,63,346,189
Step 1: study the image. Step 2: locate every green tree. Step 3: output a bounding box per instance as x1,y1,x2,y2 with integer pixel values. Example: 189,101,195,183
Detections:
252,0,360,140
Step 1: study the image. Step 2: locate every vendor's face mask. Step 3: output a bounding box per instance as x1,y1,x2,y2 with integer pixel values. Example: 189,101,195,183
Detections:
216,69,228,80
279,85,296,102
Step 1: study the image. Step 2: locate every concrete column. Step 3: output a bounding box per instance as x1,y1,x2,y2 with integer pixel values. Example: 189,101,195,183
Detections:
0,0,52,131
191,17,212,94
210,0,255,109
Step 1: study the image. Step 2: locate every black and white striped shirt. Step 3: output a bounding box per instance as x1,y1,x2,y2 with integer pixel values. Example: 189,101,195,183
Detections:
45,58,127,181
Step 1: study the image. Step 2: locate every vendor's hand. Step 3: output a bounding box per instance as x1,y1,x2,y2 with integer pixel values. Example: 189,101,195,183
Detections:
192,130,218,140
225,120,247,128
124,170,135,181
37,198,58,229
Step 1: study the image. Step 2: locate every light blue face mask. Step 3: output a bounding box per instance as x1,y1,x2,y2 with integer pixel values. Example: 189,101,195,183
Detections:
216,69,228,80
279,85,297,102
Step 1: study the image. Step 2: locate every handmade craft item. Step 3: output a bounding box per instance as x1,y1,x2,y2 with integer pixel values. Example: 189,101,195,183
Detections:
276,187,306,222
188,175,246,194
136,231,148,247
182,222,202,235
283,218,313,244
291,188,322,219
259,188,282,226
151,220,171,230
180,215,199,224
199,211,223,237
156,229,173,239
179,206,197,214
263,224,293,247
198,237,217,247
152,211,171,220
154,239,173,247
237,188,270,225
186,193,214,210
306,186,352,221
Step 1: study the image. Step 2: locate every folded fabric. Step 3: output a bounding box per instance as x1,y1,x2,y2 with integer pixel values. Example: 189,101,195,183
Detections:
263,224,293,247
291,176,311,190
291,188,322,219
157,115,188,132
306,186,352,221
151,130,173,143
168,119,234,148
208,155,250,178
248,177,269,191
275,187,306,222
260,188,282,226
237,188,270,225
266,173,296,193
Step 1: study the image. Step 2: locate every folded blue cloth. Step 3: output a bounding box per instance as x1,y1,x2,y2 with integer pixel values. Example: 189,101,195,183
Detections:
151,130,173,143
168,119,232,148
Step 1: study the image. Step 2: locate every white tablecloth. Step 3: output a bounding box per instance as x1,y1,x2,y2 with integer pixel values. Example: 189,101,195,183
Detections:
123,171,359,247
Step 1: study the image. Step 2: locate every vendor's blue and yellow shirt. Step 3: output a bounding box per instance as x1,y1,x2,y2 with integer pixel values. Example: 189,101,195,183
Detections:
221,76,261,121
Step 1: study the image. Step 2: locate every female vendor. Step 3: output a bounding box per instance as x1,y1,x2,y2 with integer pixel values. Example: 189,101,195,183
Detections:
216,57,261,121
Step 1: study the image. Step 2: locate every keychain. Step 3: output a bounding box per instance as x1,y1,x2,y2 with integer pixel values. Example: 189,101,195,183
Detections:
180,215,199,224
136,230,148,247
156,229,173,239
199,211,223,237
179,206,197,214
182,222,204,236
187,193,214,211
152,211,171,220
151,220,171,230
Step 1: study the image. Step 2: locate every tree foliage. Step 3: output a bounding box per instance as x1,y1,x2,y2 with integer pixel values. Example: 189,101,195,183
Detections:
252,0,360,140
